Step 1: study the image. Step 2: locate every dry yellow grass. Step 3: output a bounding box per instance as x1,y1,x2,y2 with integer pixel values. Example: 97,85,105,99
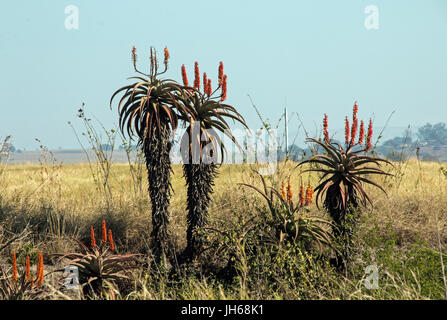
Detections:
1,159,446,249
0,158,446,299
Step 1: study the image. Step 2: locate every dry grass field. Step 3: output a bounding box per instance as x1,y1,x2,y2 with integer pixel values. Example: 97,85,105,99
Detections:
0,157,446,299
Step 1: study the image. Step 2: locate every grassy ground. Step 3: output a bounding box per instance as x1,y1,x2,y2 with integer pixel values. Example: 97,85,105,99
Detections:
0,158,446,300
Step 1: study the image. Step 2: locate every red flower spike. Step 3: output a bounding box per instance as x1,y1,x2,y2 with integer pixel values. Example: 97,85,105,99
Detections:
163,47,170,65
350,119,358,145
181,65,189,87
287,179,292,203
345,116,350,145
203,73,208,95
90,225,96,248
350,102,358,145
220,75,227,102
218,62,224,85
358,120,365,145
108,229,115,251
36,252,44,287
305,184,313,206
353,101,358,118
194,62,200,89
207,79,212,96
366,119,373,151
323,114,329,144
101,219,107,243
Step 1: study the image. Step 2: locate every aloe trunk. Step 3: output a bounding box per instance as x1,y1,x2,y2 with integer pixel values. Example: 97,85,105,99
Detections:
325,182,359,266
183,162,217,261
143,125,172,266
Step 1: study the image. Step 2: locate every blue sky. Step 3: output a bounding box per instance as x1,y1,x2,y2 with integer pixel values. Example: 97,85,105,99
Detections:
1,0,446,149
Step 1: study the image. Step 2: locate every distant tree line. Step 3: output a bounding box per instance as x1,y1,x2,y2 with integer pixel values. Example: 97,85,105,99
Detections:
278,122,447,162
371,122,447,161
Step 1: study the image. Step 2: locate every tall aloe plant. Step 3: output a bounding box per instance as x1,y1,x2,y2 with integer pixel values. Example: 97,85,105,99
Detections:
177,62,247,262
297,103,393,265
110,46,192,266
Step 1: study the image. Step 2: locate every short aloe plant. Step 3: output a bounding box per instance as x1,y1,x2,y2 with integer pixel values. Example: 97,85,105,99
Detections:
0,252,46,300
54,221,140,297
297,102,393,264
240,170,333,251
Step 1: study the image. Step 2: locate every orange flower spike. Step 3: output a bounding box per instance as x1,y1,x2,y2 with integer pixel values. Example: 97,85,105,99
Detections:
350,102,358,145
35,254,41,287
25,255,30,281
287,179,293,202
345,116,350,145
358,120,365,145
11,252,18,282
299,184,305,206
281,183,286,200
101,219,107,243
305,184,313,206
40,253,44,286
220,74,227,102
181,65,189,87
203,73,208,95
194,62,200,89
163,46,170,65
36,252,44,287
323,113,329,144
108,229,115,251
366,118,373,151
218,61,224,85
90,225,96,248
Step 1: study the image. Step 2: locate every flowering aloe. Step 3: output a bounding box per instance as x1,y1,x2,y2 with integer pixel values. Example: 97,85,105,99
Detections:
54,223,140,297
177,61,247,262
240,171,333,250
297,102,393,264
110,46,193,266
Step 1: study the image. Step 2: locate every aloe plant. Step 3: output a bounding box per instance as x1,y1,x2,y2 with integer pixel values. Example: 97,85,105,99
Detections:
240,170,333,250
110,46,192,266
54,224,140,297
297,103,393,265
177,62,247,262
